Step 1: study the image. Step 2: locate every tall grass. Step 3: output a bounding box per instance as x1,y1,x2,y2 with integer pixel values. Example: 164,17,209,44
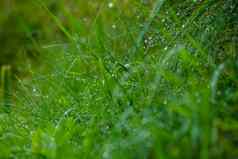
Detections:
0,0,237,159
0,65,12,113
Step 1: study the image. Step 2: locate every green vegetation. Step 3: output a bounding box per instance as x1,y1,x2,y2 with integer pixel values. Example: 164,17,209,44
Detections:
0,65,12,112
0,0,237,158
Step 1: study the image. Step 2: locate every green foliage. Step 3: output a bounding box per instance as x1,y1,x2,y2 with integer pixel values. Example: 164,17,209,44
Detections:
0,0,237,159
0,65,12,112
0,0,66,74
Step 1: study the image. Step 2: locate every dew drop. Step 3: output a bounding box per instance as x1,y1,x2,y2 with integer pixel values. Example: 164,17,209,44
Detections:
108,2,114,8
33,88,37,93
124,63,130,68
111,24,117,29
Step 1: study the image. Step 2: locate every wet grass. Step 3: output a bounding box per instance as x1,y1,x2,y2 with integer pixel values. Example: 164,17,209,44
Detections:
0,0,238,159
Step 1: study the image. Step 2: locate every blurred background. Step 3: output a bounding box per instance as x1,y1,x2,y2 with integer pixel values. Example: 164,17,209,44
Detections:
0,0,61,76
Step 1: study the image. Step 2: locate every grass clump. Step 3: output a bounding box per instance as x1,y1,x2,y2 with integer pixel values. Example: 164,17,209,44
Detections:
0,0,238,159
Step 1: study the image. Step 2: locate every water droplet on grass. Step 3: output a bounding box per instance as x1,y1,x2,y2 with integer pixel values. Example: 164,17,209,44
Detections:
108,2,114,8
124,64,130,69
112,24,116,29
33,88,37,93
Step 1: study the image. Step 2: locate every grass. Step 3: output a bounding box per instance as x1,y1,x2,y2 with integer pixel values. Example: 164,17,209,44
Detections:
0,0,237,158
